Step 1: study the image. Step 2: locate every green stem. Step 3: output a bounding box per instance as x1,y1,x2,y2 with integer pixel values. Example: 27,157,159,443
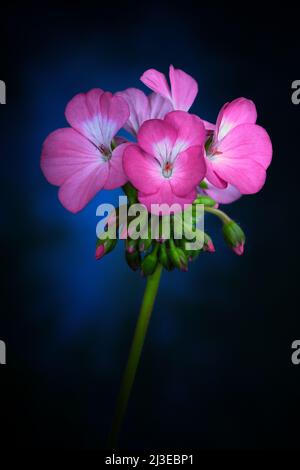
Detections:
204,206,231,224
108,263,163,448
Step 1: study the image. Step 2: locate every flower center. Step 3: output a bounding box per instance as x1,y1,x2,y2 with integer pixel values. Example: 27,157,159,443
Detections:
207,147,223,161
162,161,173,178
99,144,111,161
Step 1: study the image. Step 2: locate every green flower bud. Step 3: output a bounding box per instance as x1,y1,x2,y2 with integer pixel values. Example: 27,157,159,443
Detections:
203,233,215,253
138,226,153,252
141,244,159,276
125,237,138,254
178,237,202,262
169,239,188,272
222,220,245,256
125,250,141,271
95,236,117,260
158,243,174,271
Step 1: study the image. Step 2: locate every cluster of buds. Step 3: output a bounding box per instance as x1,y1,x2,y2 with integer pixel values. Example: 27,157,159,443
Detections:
95,184,246,275
126,236,214,276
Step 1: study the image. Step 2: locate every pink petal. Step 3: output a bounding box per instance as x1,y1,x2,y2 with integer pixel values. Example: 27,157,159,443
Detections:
65,88,103,143
202,119,216,132
218,123,273,170
207,123,272,193
169,65,198,111
96,92,130,146
205,158,227,189
148,92,173,119
164,111,206,153
203,181,242,204
104,143,130,189
123,144,162,194
65,89,129,147
58,161,109,213
41,128,101,186
140,68,171,101
170,146,206,197
137,119,177,164
216,98,257,141
116,88,149,136
139,185,196,214
212,157,266,194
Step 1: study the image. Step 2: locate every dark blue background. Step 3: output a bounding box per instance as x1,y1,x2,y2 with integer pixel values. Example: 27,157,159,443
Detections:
1,1,299,449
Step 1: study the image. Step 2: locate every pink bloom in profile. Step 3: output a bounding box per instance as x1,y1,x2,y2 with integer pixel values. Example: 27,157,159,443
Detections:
205,98,272,194
123,111,206,213
198,179,242,204
116,88,172,136
140,65,198,112
41,89,130,213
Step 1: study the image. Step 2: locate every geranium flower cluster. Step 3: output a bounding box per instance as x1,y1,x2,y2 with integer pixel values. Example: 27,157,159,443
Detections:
41,65,272,273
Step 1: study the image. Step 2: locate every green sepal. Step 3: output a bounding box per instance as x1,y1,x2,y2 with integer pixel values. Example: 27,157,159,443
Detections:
122,182,138,205
194,195,217,207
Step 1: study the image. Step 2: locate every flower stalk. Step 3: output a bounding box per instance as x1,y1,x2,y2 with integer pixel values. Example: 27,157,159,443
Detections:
108,263,163,448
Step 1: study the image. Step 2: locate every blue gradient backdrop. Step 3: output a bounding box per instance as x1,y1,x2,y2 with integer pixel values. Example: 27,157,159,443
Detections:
1,2,299,449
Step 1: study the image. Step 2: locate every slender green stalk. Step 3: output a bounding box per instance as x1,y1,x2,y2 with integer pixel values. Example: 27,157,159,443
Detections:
108,263,163,448
204,206,231,224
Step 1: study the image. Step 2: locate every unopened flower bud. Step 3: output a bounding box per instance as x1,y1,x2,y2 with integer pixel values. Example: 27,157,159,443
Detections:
203,233,215,253
177,238,201,262
138,230,153,252
169,239,188,272
95,236,117,260
141,244,159,276
126,238,138,254
158,242,174,271
125,250,141,271
222,220,245,256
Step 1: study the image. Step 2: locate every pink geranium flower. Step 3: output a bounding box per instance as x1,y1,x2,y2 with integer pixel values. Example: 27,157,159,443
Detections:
41,89,130,213
123,111,206,213
116,88,172,136
204,98,273,194
140,65,198,112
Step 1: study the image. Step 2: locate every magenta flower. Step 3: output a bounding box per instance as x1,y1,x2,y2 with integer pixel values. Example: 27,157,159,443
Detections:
116,88,172,136
41,88,130,213
123,111,206,212
205,98,272,194
140,65,198,112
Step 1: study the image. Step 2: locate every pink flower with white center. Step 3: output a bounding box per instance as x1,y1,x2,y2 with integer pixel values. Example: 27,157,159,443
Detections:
116,88,172,136
204,97,273,194
123,111,206,213
140,65,198,112
41,88,130,213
